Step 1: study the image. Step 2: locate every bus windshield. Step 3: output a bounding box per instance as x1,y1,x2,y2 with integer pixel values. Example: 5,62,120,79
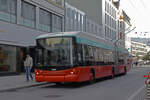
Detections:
37,37,73,67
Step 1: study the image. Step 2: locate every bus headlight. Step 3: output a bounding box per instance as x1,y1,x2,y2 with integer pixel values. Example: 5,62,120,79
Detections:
70,72,74,74
36,72,39,75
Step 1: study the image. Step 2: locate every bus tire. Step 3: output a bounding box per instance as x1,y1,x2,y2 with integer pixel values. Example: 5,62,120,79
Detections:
89,69,95,84
124,67,127,75
55,82,63,85
111,67,115,79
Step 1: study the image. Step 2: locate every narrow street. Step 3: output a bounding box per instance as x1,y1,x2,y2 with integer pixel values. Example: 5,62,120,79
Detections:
0,67,148,100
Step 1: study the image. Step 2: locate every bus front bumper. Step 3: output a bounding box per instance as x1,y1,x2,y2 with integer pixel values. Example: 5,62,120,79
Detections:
35,74,79,82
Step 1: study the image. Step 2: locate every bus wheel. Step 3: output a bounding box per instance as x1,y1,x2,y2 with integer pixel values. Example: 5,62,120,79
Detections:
55,82,63,85
111,67,115,79
124,67,127,75
89,71,95,84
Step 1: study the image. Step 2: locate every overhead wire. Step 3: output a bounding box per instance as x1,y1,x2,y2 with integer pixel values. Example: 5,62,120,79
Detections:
140,0,146,8
136,0,150,34
129,0,150,36
120,0,150,38
120,0,145,37
121,0,150,36
126,0,150,32
127,0,142,23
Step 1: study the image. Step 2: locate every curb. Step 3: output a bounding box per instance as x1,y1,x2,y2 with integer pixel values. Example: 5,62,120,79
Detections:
0,82,49,93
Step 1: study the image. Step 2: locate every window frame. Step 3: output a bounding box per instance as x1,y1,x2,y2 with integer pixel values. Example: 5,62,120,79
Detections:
21,0,36,28
39,8,52,32
52,14,63,32
0,0,17,23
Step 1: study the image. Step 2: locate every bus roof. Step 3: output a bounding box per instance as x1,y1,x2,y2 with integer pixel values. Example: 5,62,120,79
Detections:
36,31,113,49
36,31,128,53
36,31,110,44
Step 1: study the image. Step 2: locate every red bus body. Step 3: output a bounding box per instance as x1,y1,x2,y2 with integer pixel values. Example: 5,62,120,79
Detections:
35,32,129,83
35,65,127,82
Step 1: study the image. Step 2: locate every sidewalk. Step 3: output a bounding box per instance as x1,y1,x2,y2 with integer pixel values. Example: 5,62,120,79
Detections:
0,74,48,92
132,64,150,68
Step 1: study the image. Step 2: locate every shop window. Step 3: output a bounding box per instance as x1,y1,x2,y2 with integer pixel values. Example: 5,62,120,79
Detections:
0,0,17,23
0,45,17,72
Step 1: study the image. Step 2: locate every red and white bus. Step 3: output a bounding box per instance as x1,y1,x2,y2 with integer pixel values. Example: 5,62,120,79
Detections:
35,32,129,83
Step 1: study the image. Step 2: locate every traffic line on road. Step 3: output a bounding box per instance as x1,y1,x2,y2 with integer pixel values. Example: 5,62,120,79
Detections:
127,86,145,100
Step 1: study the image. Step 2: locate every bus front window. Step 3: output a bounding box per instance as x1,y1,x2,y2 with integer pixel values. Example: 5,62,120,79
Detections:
37,37,73,67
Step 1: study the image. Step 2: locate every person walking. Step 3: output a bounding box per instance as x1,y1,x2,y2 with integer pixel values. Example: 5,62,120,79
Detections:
24,54,33,81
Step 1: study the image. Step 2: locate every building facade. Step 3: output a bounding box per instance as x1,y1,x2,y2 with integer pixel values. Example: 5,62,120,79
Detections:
0,0,65,74
65,0,118,40
131,41,147,61
105,0,118,40
85,18,102,37
125,35,132,53
118,10,131,49
65,3,102,37
65,3,86,32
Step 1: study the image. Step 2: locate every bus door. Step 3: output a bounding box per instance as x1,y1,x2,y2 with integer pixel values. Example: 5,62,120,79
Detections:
36,47,44,67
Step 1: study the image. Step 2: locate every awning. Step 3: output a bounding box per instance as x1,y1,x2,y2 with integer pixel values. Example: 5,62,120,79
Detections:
0,21,45,47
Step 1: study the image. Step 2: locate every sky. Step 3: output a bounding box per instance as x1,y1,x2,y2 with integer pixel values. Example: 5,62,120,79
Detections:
120,0,150,38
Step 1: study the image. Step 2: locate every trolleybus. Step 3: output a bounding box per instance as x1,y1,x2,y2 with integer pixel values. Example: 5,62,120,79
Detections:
35,32,130,83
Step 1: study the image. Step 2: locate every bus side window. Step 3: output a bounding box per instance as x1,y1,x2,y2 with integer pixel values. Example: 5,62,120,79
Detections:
77,44,83,66
98,48,104,65
89,46,93,65
83,45,90,66
95,48,99,65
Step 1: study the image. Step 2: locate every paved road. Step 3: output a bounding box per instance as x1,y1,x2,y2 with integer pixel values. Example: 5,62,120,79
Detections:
0,67,149,100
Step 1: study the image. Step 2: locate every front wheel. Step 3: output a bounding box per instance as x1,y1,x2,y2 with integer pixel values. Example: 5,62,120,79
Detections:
124,67,127,75
55,82,63,85
110,67,115,79
89,72,95,84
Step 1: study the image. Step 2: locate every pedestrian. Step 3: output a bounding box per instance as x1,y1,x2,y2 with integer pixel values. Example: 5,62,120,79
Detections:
134,61,138,66
24,54,33,81
136,61,138,66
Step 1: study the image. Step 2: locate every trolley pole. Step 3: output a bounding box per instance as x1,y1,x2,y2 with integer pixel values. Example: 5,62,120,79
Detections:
112,27,136,75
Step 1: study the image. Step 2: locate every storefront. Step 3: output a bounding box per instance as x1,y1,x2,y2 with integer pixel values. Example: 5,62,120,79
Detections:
0,43,37,75
0,44,18,73
0,0,65,76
